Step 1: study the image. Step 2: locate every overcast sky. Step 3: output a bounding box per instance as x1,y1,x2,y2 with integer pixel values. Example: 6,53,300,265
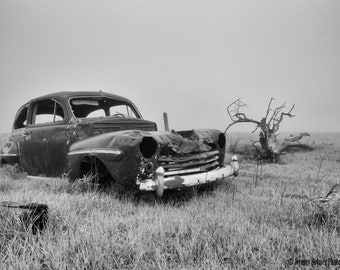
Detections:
1,0,339,134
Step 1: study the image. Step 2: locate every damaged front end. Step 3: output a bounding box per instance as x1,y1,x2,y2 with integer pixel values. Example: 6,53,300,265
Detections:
67,128,239,197
136,129,239,196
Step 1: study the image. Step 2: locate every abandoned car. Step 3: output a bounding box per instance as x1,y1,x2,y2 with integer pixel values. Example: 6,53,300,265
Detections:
0,91,239,196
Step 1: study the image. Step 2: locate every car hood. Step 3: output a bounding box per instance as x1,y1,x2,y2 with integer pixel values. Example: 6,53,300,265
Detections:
69,129,224,155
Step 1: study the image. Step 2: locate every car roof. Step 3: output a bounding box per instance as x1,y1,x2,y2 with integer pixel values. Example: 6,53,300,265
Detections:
29,91,132,103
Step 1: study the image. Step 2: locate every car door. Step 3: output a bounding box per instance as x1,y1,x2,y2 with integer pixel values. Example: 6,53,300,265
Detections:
0,104,28,166
19,98,69,176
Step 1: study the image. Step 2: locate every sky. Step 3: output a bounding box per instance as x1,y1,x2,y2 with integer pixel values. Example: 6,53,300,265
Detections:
0,0,339,134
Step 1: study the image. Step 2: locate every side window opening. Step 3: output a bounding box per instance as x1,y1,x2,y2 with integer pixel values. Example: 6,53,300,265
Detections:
86,109,106,118
109,104,137,118
13,105,28,129
33,99,65,125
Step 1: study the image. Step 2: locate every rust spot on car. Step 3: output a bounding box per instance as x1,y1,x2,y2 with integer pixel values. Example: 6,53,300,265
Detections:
164,177,185,189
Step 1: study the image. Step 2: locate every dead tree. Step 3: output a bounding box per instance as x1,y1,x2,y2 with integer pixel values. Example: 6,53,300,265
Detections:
225,98,311,161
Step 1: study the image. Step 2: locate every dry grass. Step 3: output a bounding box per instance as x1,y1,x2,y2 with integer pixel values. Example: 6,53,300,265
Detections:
0,132,340,269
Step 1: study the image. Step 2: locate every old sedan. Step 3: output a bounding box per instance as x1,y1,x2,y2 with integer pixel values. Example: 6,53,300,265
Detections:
0,91,239,196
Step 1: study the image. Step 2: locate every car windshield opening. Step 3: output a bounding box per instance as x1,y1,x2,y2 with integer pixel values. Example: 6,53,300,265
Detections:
70,97,140,119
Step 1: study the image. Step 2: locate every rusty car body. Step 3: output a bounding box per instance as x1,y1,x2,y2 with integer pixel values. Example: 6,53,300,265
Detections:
0,91,239,196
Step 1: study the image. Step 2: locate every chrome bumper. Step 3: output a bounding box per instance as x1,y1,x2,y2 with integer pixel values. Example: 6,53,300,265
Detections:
139,155,239,196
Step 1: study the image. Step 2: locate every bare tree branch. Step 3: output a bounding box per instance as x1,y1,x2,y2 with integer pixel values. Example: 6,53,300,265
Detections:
267,102,285,128
225,99,262,133
271,104,295,133
225,98,295,135
225,97,304,162
264,97,274,121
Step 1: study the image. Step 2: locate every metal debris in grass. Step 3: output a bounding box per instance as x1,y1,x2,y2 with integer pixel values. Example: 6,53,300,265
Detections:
304,184,340,230
0,201,48,235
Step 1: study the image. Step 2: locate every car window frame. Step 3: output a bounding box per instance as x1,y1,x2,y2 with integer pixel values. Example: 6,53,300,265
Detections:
27,98,67,127
12,103,29,130
67,95,143,120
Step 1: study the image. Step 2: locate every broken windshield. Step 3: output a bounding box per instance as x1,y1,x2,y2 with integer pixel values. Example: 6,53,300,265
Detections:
69,97,141,119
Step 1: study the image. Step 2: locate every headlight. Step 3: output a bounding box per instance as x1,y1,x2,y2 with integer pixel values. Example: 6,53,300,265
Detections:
218,133,226,148
139,136,158,158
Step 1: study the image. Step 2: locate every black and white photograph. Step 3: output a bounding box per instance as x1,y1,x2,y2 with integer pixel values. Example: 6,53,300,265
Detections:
1,0,340,269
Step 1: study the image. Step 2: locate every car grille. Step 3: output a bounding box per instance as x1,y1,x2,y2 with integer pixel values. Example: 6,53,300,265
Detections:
158,150,220,177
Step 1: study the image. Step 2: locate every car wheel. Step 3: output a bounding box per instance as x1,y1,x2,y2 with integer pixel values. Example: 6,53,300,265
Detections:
80,156,114,186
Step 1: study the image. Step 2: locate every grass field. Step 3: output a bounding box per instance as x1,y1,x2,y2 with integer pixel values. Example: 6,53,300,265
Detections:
0,132,340,269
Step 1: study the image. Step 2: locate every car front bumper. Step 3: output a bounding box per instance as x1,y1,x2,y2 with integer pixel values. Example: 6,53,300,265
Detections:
139,155,239,196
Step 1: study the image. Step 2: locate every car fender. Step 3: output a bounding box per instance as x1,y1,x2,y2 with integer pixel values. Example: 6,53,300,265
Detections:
0,141,20,165
67,131,146,185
